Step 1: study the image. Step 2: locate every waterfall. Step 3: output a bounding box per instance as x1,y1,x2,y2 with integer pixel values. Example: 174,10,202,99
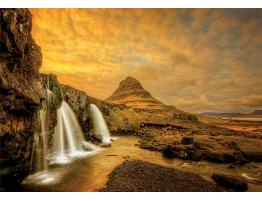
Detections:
24,77,99,184
32,89,53,172
90,104,111,144
39,109,48,171
50,101,98,164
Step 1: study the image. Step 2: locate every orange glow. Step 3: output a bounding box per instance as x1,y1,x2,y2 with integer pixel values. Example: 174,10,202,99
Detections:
30,9,262,113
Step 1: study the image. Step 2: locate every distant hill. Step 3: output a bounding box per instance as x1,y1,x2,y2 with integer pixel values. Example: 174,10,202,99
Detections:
200,112,244,117
249,110,262,115
201,110,262,118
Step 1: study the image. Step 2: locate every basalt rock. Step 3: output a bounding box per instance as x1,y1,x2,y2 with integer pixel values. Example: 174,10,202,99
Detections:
0,8,45,188
181,136,194,145
0,9,44,113
212,173,248,191
242,151,262,162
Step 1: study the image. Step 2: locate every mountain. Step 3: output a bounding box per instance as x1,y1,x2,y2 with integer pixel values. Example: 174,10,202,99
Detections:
105,76,166,110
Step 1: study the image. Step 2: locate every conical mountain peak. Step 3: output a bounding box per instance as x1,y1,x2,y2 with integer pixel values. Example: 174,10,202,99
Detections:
105,76,164,110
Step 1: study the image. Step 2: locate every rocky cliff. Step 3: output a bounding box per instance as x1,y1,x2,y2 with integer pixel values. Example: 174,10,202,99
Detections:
0,9,45,188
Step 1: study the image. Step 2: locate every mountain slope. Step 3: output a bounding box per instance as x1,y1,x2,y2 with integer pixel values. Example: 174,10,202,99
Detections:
105,76,184,116
105,76,164,109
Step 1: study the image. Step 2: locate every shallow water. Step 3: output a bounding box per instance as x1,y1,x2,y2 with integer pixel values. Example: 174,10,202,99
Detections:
20,136,262,192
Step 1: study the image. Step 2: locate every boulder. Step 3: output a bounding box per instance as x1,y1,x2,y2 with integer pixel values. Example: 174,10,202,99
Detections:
181,136,193,145
203,151,225,163
212,173,248,191
186,149,202,161
101,143,112,148
162,145,177,158
242,151,262,162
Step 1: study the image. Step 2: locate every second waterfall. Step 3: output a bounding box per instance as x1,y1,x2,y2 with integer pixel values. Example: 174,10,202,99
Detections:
50,101,98,164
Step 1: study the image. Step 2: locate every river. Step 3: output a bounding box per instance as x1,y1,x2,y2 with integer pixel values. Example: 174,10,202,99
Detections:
20,136,262,192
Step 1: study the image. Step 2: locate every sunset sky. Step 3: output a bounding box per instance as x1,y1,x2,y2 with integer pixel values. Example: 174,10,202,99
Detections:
30,9,262,113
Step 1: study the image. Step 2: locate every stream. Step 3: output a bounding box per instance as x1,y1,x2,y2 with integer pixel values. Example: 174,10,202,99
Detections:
20,136,262,192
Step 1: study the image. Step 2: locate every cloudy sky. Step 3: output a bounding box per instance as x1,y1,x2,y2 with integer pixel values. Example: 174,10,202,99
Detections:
30,9,262,113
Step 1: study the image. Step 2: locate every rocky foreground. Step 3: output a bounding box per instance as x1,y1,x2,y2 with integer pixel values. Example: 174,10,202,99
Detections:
100,160,221,192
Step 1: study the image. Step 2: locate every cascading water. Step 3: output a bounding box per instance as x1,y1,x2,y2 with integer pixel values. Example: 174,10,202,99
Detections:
51,101,98,164
23,89,54,185
24,77,100,185
33,89,53,172
90,104,111,144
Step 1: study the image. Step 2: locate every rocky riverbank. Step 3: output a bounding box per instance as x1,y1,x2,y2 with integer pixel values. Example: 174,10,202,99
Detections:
136,122,262,164
100,160,222,192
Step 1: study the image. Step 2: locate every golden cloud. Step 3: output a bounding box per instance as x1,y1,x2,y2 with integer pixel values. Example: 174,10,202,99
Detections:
30,8,262,113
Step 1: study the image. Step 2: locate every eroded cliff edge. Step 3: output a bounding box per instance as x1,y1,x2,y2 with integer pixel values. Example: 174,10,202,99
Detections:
0,9,45,187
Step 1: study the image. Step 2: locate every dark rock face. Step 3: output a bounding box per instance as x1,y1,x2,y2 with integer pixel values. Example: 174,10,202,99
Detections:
162,144,202,161
181,136,193,145
40,73,63,110
0,9,45,187
0,9,44,112
242,151,262,162
212,173,248,192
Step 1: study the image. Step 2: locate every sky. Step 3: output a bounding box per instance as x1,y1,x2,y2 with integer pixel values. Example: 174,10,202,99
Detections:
30,9,262,113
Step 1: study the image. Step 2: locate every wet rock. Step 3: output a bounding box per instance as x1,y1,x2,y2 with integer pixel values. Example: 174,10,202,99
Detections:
203,151,225,163
224,152,247,164
176,150,188,159
82,141,95,151
186,149,202,161
201,150,247,164
242,151,262,162
162,144,203,161
181,136,193,145
162,145,177,158
101,143,112,148
212,173,248,192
